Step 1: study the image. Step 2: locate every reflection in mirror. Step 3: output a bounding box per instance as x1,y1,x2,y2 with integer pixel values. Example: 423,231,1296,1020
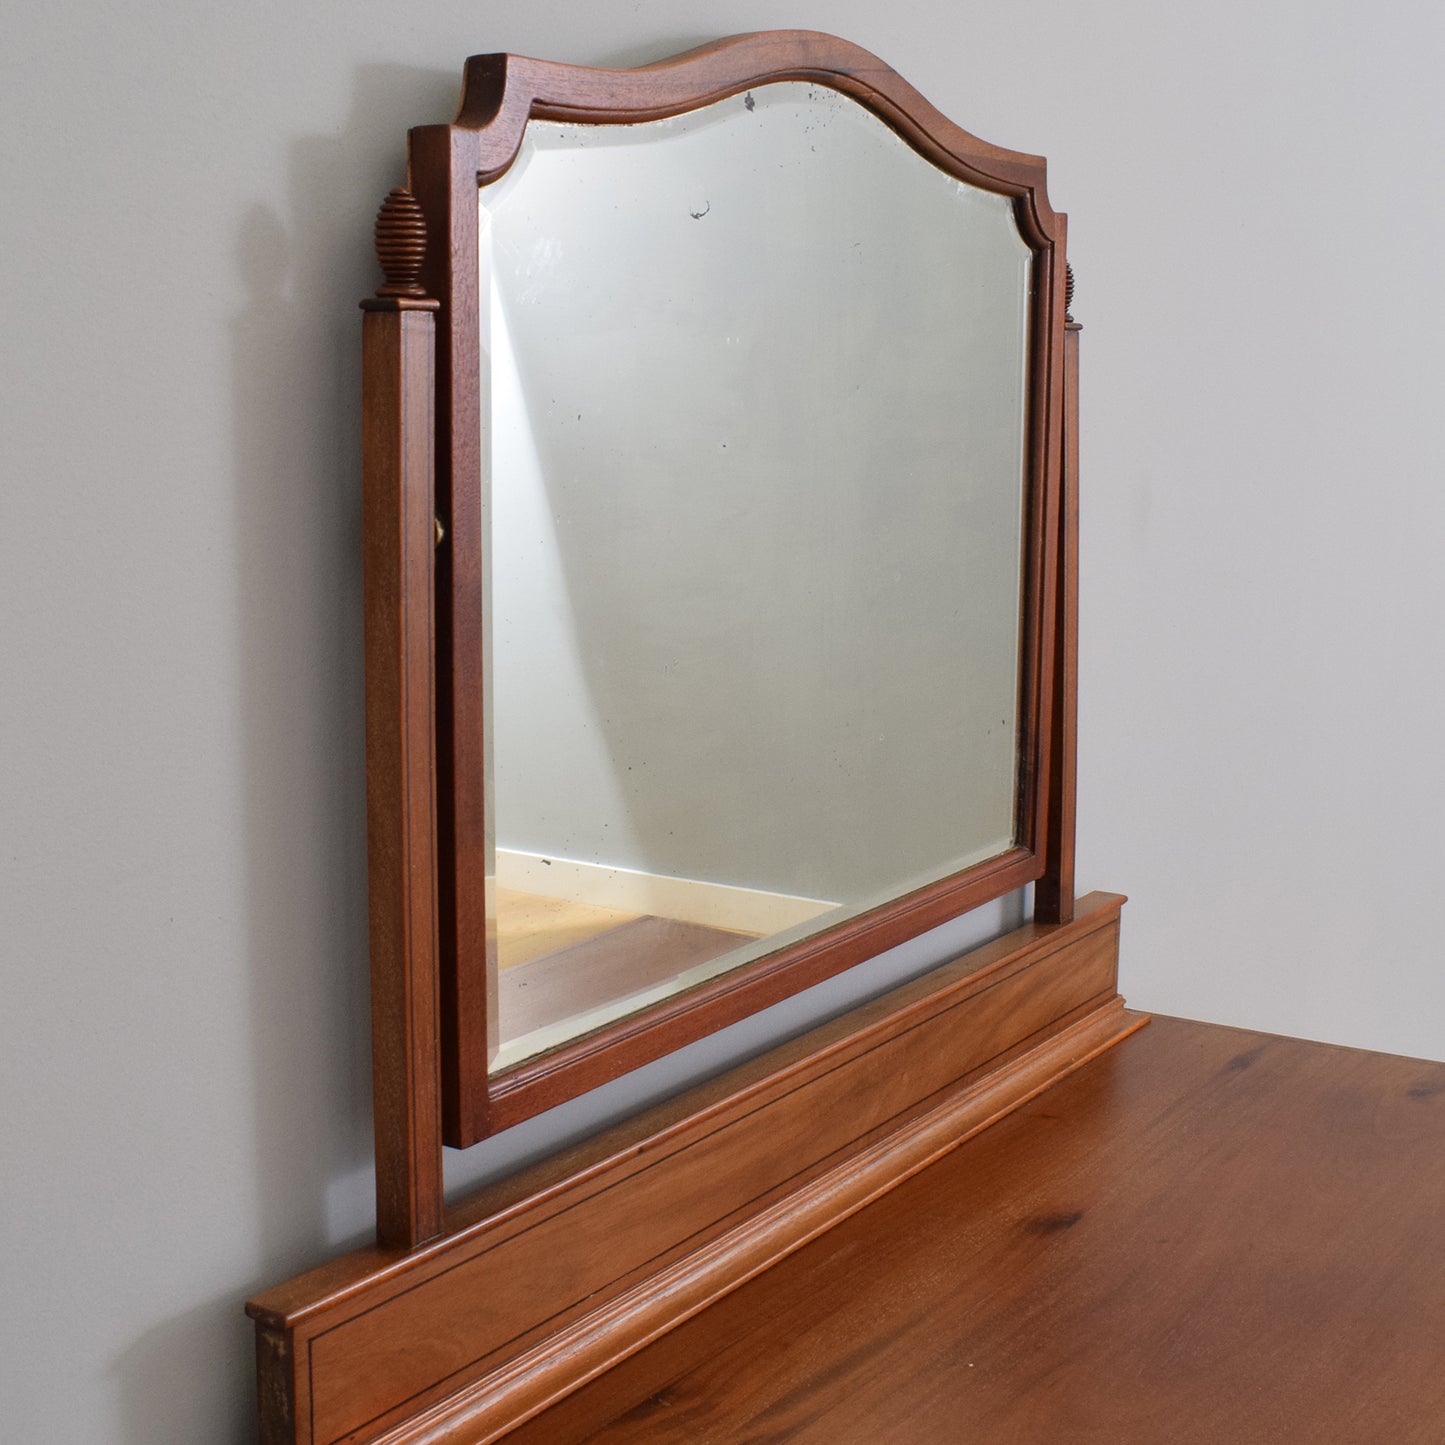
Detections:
480,82,1032,1070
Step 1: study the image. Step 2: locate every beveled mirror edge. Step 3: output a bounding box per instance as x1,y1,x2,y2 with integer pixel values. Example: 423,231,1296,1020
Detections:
452,33,1058,238
400,33,1071,1148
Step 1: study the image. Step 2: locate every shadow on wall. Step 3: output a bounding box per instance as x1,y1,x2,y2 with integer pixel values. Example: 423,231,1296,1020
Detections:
111,62,454,1445
112,1297,252,1445
109,37,765,1445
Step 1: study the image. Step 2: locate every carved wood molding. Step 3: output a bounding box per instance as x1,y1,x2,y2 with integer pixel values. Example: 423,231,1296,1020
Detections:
249,893,1139,1444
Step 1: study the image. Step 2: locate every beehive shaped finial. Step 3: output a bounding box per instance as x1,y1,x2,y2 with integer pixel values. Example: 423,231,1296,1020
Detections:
374,187,427,298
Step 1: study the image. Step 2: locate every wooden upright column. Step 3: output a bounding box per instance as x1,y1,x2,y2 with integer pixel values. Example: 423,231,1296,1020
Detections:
1036,266,1080,925
361,188,444,1249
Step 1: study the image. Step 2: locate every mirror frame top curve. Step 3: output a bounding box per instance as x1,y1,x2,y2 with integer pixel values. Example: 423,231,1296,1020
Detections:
390,31,1073,1149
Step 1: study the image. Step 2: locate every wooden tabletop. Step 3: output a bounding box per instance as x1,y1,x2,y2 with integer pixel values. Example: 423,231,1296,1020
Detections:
505,1014,1445,1443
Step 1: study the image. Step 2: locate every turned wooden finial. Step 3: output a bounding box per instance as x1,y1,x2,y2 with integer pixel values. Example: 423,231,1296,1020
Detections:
374,187,427,298
1065,263,1075,324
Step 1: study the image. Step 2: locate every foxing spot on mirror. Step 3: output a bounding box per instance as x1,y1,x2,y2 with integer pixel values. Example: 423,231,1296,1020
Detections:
480,82,1034,1070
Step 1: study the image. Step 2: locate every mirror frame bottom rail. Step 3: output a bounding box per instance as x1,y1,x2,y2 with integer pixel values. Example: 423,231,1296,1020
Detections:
248,894,1138,1445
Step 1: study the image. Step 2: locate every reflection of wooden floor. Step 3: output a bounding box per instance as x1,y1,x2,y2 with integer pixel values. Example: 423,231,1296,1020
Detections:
496,889,640,970
496,888,759,1047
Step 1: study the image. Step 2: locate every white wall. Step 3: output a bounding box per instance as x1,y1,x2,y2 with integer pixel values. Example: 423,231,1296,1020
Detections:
3,2,1442,1441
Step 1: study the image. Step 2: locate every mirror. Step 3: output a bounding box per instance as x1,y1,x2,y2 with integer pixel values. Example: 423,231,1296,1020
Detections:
387,33,1070,1144
479,83,1033,1069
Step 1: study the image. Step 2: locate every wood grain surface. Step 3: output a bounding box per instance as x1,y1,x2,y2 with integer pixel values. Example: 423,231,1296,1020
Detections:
1034,318,1080,926
506,1014,1445,1444
248,896,1131,1445
360,299,446,1248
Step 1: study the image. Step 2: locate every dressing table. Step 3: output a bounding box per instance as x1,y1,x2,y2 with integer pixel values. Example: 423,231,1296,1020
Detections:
246,32,1445,1444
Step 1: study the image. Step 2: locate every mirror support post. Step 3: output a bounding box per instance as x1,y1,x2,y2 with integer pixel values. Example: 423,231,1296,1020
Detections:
361,189,445,1249
1036,278,1080,926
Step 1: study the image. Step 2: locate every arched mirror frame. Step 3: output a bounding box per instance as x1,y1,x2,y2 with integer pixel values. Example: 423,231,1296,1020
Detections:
362,32,1078,1240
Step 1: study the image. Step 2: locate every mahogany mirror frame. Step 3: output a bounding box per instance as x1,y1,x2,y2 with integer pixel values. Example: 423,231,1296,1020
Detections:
361,30,1079,1244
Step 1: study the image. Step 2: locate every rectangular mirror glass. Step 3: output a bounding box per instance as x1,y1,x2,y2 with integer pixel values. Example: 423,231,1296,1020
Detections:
479,82,1032,1070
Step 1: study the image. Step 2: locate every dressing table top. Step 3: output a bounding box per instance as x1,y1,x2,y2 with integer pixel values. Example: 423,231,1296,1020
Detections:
506,1015,1445,1443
